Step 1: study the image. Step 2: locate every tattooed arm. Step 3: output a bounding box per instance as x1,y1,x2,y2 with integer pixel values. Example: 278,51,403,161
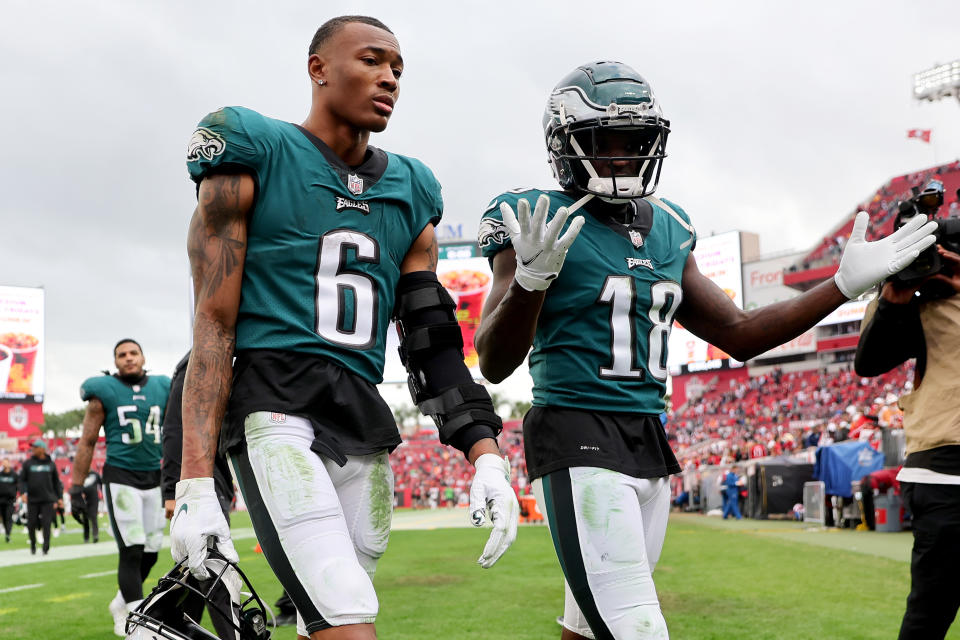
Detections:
399,223,439,273
676,253,847,362
70,398,104,486
181,172,254,479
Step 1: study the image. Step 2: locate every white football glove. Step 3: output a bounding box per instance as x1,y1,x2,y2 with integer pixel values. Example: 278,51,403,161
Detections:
469,453,519,568
170,477,238,580
500,194,585,291
834,211,938,298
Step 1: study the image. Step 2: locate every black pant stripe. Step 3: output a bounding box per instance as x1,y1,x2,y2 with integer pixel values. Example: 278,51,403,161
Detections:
542,470,615,640
103,483,128,549
230,450,332,633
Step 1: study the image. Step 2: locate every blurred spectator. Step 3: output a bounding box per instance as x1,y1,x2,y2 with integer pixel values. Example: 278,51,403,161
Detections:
0,459,17,542
19,439,63,555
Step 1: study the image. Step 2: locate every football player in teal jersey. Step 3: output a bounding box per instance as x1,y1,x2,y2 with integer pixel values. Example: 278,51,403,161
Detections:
71,338,171,636
172,15,517,640
475,61,938,640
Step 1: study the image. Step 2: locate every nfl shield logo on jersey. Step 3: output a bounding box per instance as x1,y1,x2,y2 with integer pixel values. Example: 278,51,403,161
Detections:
629,230,644,249
347,174,364,195
269,412,286,424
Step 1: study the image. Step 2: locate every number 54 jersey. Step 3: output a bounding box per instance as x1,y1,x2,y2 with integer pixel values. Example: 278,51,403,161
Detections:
186,107,442,384
479,189,696,414
80,374,171,472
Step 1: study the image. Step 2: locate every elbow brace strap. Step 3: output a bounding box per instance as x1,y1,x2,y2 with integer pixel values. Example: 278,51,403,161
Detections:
394,271,502,452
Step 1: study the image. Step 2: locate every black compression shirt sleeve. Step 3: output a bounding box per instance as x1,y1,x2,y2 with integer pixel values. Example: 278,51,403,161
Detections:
854,297,925,377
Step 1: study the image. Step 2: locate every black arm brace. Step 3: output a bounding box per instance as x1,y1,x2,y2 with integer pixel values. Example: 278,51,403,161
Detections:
394,271,502,455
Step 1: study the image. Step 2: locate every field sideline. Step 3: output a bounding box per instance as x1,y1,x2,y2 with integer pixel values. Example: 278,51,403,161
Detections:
1,510,957,639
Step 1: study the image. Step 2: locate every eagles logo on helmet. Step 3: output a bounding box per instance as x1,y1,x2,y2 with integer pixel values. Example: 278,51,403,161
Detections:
543,61,670,201
124,546,271,640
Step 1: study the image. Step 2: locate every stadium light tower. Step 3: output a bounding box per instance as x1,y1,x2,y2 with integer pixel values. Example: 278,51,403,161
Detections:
913,60,960,104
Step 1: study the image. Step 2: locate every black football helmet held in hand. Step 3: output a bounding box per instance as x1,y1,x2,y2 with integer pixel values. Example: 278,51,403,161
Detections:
124,547,271,640
544,61,670,201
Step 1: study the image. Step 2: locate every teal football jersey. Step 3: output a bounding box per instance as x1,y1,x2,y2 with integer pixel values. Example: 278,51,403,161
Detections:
186,107,442,383
479,189,695,413
80,375,171,471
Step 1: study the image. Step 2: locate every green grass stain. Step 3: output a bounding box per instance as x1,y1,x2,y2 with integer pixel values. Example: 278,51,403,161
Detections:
577,470,620,532
368,453,393,549
262,443,316,513
114,490,133,512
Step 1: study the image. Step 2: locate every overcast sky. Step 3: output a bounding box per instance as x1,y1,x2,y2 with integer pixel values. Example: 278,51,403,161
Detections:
2,0,959,412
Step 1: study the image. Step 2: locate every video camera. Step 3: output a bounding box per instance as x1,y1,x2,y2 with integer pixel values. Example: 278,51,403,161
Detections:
891,178,960,286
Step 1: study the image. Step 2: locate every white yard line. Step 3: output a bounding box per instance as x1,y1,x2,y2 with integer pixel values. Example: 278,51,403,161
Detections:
0,583,44,594
79,569,116,578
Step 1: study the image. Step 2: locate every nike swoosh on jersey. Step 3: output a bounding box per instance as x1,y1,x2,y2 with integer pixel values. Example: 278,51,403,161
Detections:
520,251,543,266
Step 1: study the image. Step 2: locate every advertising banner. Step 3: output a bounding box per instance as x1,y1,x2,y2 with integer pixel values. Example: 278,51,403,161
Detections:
742,252,804,311
0,286,44,403
816,298,869,326
667,232,743,374
382,244,492,384
0,401,43,437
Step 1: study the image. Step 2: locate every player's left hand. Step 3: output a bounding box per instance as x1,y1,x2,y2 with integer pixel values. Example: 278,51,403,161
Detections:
69,485,86,521
469,453,519,568
834,211,938,298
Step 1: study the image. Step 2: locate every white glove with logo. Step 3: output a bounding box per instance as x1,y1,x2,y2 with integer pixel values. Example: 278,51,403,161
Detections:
469,453,519,568
170,477,238,579
834,211,938,298
500,194,585,291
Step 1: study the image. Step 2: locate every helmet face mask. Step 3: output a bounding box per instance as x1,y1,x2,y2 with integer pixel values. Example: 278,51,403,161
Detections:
125,549,271,640
544,61,670,201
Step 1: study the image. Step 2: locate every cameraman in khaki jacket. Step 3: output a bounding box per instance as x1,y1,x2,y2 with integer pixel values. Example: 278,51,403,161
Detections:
856,241,960,640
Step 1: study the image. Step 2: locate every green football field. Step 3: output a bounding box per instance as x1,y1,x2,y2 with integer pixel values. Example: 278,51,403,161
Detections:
1,511,957,640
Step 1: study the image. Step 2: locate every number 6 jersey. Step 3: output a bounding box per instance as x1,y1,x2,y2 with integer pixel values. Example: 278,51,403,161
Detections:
186,107,442,383
186,107,442,459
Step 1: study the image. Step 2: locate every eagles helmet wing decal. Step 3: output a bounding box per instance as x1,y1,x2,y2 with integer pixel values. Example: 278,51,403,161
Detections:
478,217,510,249
187,127,226,162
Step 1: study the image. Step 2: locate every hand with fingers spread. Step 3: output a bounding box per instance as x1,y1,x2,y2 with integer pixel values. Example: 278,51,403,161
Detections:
469,453,519,568
834,211,938,299
500,194,585,291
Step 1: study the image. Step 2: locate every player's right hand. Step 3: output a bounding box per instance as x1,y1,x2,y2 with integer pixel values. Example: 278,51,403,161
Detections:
170,477,237,580
68,484,86,520
500,194,585,291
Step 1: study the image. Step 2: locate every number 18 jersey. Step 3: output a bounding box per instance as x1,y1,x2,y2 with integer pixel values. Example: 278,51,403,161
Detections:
479,189,695,415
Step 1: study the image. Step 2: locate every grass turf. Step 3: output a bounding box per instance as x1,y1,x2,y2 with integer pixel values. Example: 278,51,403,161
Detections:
1,512,957,639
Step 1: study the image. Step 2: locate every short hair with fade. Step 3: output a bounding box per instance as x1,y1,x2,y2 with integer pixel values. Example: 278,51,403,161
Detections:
114,338,143,356
308,15,393,56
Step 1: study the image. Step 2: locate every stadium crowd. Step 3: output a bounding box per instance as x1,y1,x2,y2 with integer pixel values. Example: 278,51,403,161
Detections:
793,161,960,270
668,364,910,471
1,363,914,521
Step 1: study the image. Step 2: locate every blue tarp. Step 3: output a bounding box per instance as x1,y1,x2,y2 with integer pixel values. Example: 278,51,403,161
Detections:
813,440,885,498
